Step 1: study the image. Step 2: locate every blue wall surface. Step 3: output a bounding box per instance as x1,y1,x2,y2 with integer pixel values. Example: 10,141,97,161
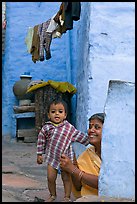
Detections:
2,2,79,136
99,80,135,199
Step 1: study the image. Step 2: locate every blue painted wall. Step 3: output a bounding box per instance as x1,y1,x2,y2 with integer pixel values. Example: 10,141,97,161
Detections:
74,2,135,200
2,2,78,136
75,2,135,133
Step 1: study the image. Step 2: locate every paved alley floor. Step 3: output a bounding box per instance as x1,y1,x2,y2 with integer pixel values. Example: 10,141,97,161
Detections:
2,138,135,202
2,138,75,202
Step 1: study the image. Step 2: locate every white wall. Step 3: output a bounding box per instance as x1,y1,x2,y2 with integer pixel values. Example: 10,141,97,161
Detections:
87,2,135,120
99,80,135,199
75,2,135,132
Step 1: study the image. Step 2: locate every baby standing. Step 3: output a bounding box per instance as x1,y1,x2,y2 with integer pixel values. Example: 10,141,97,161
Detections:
37,99,89,202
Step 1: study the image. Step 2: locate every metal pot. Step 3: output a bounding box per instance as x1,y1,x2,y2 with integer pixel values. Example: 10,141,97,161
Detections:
13,73,34,100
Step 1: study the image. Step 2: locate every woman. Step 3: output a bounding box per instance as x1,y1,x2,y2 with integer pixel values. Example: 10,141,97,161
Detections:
60,113,105,199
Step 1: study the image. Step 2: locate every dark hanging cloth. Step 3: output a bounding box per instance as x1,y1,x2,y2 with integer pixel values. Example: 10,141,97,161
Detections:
64,2,81,30
38,19,52,61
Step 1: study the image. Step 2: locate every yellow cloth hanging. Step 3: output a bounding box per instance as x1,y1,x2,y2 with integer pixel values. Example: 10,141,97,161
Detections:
27,80,77,94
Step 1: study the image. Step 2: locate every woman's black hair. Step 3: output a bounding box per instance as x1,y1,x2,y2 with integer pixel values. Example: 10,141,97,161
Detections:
47,99,68,114
88,113,105,124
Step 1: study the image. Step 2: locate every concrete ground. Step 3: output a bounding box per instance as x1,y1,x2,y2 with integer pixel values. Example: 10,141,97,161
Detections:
2,137,135,202
2,138,76,202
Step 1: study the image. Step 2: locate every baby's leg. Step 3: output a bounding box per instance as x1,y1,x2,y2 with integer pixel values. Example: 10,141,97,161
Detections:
61,170,72,200
47,165,57,199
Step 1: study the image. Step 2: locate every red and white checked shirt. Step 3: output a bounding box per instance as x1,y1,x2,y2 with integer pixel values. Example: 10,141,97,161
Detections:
37,120,89,169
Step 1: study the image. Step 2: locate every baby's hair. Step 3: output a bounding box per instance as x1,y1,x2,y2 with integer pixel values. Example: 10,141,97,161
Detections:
89,113,105,124
47,99,68,114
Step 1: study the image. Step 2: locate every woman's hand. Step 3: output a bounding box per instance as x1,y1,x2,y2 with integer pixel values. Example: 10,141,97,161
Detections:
60,154,75,173
60,154,82,191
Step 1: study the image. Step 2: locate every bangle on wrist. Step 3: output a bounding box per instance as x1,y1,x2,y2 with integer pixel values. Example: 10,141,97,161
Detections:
79,170,84,181
71,166,77,174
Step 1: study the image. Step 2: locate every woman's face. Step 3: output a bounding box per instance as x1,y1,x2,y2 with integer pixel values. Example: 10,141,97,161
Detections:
88,118,103,145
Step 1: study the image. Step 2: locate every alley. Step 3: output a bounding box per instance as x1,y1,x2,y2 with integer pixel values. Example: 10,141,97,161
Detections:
2,138,75,202
2,138,134,202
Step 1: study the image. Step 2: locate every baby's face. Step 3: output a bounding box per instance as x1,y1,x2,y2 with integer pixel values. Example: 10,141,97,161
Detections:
48,103,67,124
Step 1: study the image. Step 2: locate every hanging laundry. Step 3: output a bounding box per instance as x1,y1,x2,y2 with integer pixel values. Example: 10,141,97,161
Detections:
53,2,67,36
38,19,52,61
30,25,40,63
25,2,81,63
47,14,62,38
53,2,81,32
25,27,34,53
25,17,62,62
64,2,81,30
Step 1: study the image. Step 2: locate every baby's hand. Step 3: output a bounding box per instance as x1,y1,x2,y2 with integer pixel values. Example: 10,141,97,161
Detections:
37,155,43,164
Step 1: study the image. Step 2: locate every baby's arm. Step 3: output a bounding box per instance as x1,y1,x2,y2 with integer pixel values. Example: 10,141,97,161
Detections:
71,126,89,146
37,126,47,164
37,154,43,164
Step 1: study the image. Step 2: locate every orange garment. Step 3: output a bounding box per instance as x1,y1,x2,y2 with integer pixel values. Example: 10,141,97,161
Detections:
72,146,101,198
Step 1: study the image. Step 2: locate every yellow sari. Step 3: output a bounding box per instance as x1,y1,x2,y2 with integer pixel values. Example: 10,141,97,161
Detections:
72,146,101,198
